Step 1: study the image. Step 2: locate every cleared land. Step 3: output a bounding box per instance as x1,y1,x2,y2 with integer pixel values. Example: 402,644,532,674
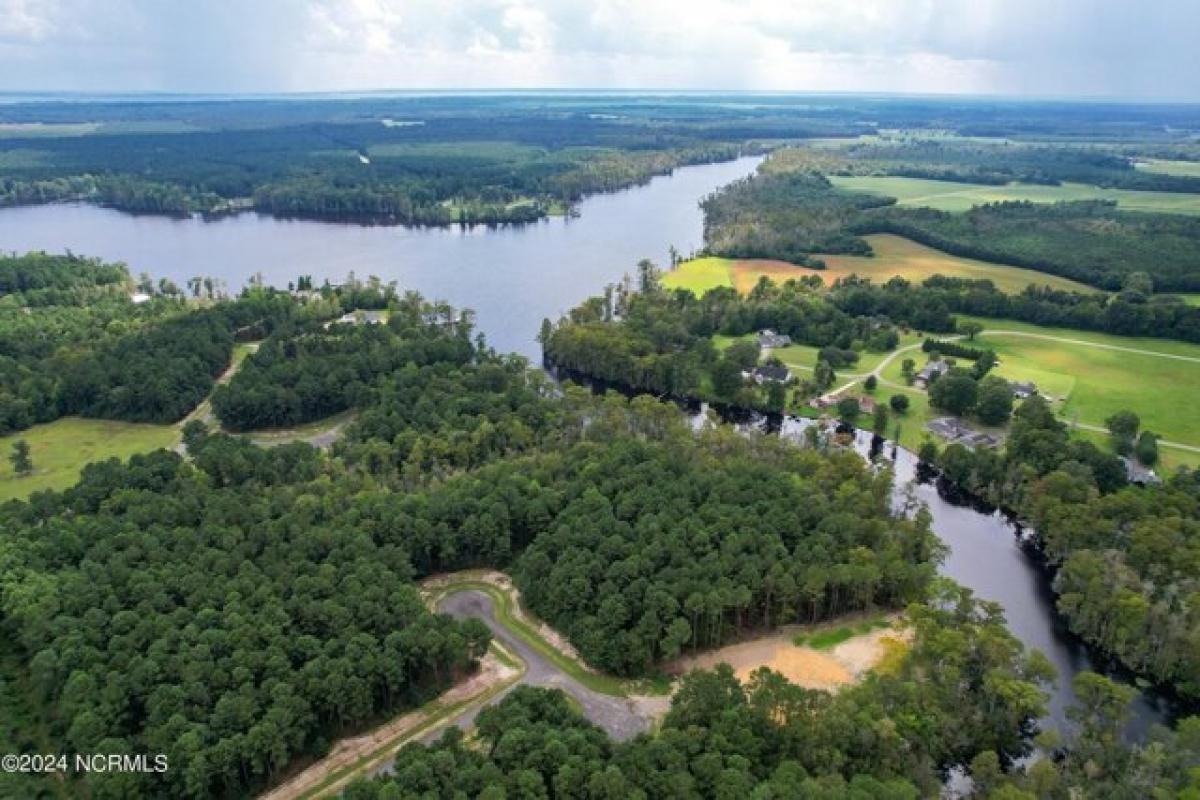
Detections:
1,342,264,503
715,331,921,377
872,320,1200,466
666,235,1094,296
673,617,908,692
818,235,1092,293
830,174,1200,215
662,256,735,293
0,417,179,501
1136,159,1200,178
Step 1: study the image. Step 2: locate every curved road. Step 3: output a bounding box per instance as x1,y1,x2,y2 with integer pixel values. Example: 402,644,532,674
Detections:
432,591,652,741
370,589,653,779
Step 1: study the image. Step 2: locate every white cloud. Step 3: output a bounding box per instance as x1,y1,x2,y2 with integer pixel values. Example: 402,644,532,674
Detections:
0,0,1195,99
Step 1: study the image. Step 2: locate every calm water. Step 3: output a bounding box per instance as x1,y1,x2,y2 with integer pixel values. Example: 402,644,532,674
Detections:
0,156,1175,738
778,420,1175,738
0,156,762,359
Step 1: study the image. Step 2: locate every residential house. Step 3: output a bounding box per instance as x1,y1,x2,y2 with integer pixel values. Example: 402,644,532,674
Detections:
927,416,999,449
1009,381,1038,400
745,364,791,384
1121,457,1162,486
757,329,792,349
914,359,951,388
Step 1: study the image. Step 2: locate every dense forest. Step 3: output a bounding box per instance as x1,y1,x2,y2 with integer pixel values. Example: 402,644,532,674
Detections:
0,281,950,796
0,98,757,223
829,274,1200,344
0,252,409,435
832,138,1200,193
211,301,473,431
348,644,1200,799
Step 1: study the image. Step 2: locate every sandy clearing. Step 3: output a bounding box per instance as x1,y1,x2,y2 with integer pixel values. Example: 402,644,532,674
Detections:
672,622,910,692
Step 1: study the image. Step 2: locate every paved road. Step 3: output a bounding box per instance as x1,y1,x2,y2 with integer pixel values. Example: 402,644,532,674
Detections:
432,591,652,742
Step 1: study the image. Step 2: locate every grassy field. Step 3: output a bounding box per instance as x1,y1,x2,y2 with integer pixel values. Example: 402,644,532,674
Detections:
876,318,1200,461
818,235,1092,293
1135,159,1200,178
714,331,921,377
662,256,735,293
666,236,1094,297
0,417,179,502
830,174,1200,215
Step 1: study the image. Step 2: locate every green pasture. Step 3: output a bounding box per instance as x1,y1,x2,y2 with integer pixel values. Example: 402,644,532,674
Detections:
0,417,179,502
830,175,1200,215
1135,159,1200,178
663,257,734,294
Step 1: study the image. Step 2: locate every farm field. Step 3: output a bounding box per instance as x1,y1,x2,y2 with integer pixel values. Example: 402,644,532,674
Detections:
817,235,1092,293
662,256,734,293
0,417,178,502
1136,159,1200,178
830,174,1200,215
666,235,1094,296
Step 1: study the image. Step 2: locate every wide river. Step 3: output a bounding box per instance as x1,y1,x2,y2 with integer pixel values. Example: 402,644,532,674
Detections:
0,155,1175,737
0,156,760,359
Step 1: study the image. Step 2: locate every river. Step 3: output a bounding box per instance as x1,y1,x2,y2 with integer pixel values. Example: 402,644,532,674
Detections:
0,155,1175,739
0,155,761,359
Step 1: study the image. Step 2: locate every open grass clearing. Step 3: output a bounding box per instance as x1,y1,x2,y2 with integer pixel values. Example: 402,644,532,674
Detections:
830,174,1200,215
0,417,179,502
878,317,1200,454
662,256,734,293
973,329,1200,449
1135,159,1200,178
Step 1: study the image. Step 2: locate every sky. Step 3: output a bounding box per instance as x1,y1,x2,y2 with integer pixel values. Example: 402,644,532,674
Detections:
1,0,1198,100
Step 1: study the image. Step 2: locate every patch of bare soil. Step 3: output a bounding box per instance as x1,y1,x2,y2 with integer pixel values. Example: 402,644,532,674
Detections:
671,623,910,692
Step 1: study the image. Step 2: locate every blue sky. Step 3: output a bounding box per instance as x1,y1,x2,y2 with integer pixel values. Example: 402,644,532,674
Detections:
1,0,1197,99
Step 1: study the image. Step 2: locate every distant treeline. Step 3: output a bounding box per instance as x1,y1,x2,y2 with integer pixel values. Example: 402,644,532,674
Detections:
830,275,1200,344
701,149,1200,292
837,139,1200,193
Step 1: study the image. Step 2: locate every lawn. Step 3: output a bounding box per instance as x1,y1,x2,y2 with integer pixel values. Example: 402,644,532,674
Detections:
715,331,921,377
972,329,1200,448
666,236,1094,296
882,317,1200,453
830,175,1200,215
0,417,179,502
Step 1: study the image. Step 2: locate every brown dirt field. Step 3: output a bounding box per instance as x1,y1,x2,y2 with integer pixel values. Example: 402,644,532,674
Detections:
672,623,911,692
731,259,811,293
